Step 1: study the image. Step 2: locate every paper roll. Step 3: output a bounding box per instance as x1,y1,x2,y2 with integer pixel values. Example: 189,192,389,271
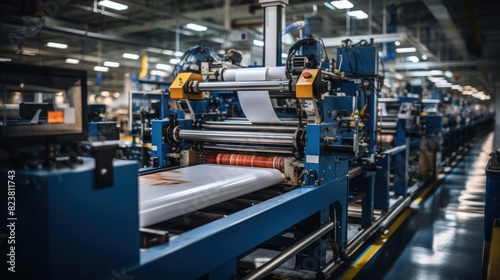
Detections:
139,164,283,227
235,67,286,124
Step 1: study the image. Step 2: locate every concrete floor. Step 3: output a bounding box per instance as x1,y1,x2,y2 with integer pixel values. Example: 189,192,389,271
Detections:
382,132,494,280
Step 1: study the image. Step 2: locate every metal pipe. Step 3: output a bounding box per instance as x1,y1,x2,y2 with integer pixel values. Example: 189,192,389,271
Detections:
348,166,363,179
379,196,412,233
344,196,406,257
383,145,407,156
204,120,299,126
197,80,291,92
242,221,334,280
201,123,297,132
178,130,296,146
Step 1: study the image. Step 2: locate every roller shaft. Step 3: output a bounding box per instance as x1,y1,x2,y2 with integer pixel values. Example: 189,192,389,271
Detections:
196,80,291,92
207,153,285,171
177,129,295,146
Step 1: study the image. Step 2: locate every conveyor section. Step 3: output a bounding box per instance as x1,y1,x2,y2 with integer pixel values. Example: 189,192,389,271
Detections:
139,164,284,227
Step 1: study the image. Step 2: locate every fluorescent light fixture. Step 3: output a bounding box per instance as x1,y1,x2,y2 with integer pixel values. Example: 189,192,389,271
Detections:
421,54,428,60
162,49,175,56
65,58,79,64
324,2,336,10
0,57,12,61
150,70,169,77
94,66,109,72
169,58,180,64
394,73,404,80
100,91,110,97
436,82,452,88
396,47,417,53
330,0,354,9
282,53,288,58
98,0,128,11
394,41,401,46
253,39,264,47
347,10,368,20
156,63,173,71
430,70,443,75
47,42,68,49
123,53,139,60
185,23,207,32
104,61,120,67
406,56,419,63
451,84,460,90
174,51,184,57
444,71,453,78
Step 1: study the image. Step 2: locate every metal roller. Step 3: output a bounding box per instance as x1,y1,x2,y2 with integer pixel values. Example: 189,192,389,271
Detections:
206,153,285,171
201,123,298,132
176,129,296,146
195,80,291,93
203,144,294,155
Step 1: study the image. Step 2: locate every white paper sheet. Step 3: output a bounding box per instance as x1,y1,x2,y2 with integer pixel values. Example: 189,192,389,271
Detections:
139,164,283,227
236,67,285,124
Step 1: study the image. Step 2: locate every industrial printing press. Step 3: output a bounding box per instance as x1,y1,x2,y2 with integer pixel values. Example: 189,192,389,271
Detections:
0,1,495,279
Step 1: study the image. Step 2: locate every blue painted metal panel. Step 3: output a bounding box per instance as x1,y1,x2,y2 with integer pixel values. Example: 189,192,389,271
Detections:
10,159,139,279
375,155,390,211
132,177,348,279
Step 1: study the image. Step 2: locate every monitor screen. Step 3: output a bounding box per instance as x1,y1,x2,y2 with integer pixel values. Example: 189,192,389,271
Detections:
0,62,88,146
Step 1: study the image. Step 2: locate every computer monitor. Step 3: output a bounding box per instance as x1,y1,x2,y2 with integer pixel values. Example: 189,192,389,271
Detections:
0,62,88,146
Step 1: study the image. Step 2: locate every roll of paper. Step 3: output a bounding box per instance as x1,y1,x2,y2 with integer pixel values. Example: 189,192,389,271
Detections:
139,164,283,227
235,67,286,124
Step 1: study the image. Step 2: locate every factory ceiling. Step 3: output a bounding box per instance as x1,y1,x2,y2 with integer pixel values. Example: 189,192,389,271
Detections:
0,0,499,100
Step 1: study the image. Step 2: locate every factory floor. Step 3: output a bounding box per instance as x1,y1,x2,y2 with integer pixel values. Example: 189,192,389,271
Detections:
381,132,494,280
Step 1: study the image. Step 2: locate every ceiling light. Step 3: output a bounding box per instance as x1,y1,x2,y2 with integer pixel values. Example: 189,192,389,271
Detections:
185,23,207,32
150,70,169,77
169,58,180,64
94,66,109,72
394,41,401,46
253,39,264,47
65,58,79,64
430,70,443,75
156,63,172,71
162,49,175,56
282,53,288,58
444,71,453,78
396,47,417,53
324,2,336,10
47,42,68,49
451,84,460,90
406,56,419,63
174,51,184,57
347,10,368,20
123,53,139,60
113,92,120,98
330,0,354,9
436,82,452,88
100,91,110,97
98,0,128,11
104,61,120,67
0,57,12,61
421,54,428,60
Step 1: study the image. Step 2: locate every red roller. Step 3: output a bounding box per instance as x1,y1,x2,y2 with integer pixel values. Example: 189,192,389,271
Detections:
206,153,285,171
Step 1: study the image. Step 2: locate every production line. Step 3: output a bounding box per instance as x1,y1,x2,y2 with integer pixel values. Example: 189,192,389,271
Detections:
0,0,496,279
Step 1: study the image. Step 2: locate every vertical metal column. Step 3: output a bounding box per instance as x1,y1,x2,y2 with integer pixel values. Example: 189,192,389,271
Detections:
259,0,288,67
